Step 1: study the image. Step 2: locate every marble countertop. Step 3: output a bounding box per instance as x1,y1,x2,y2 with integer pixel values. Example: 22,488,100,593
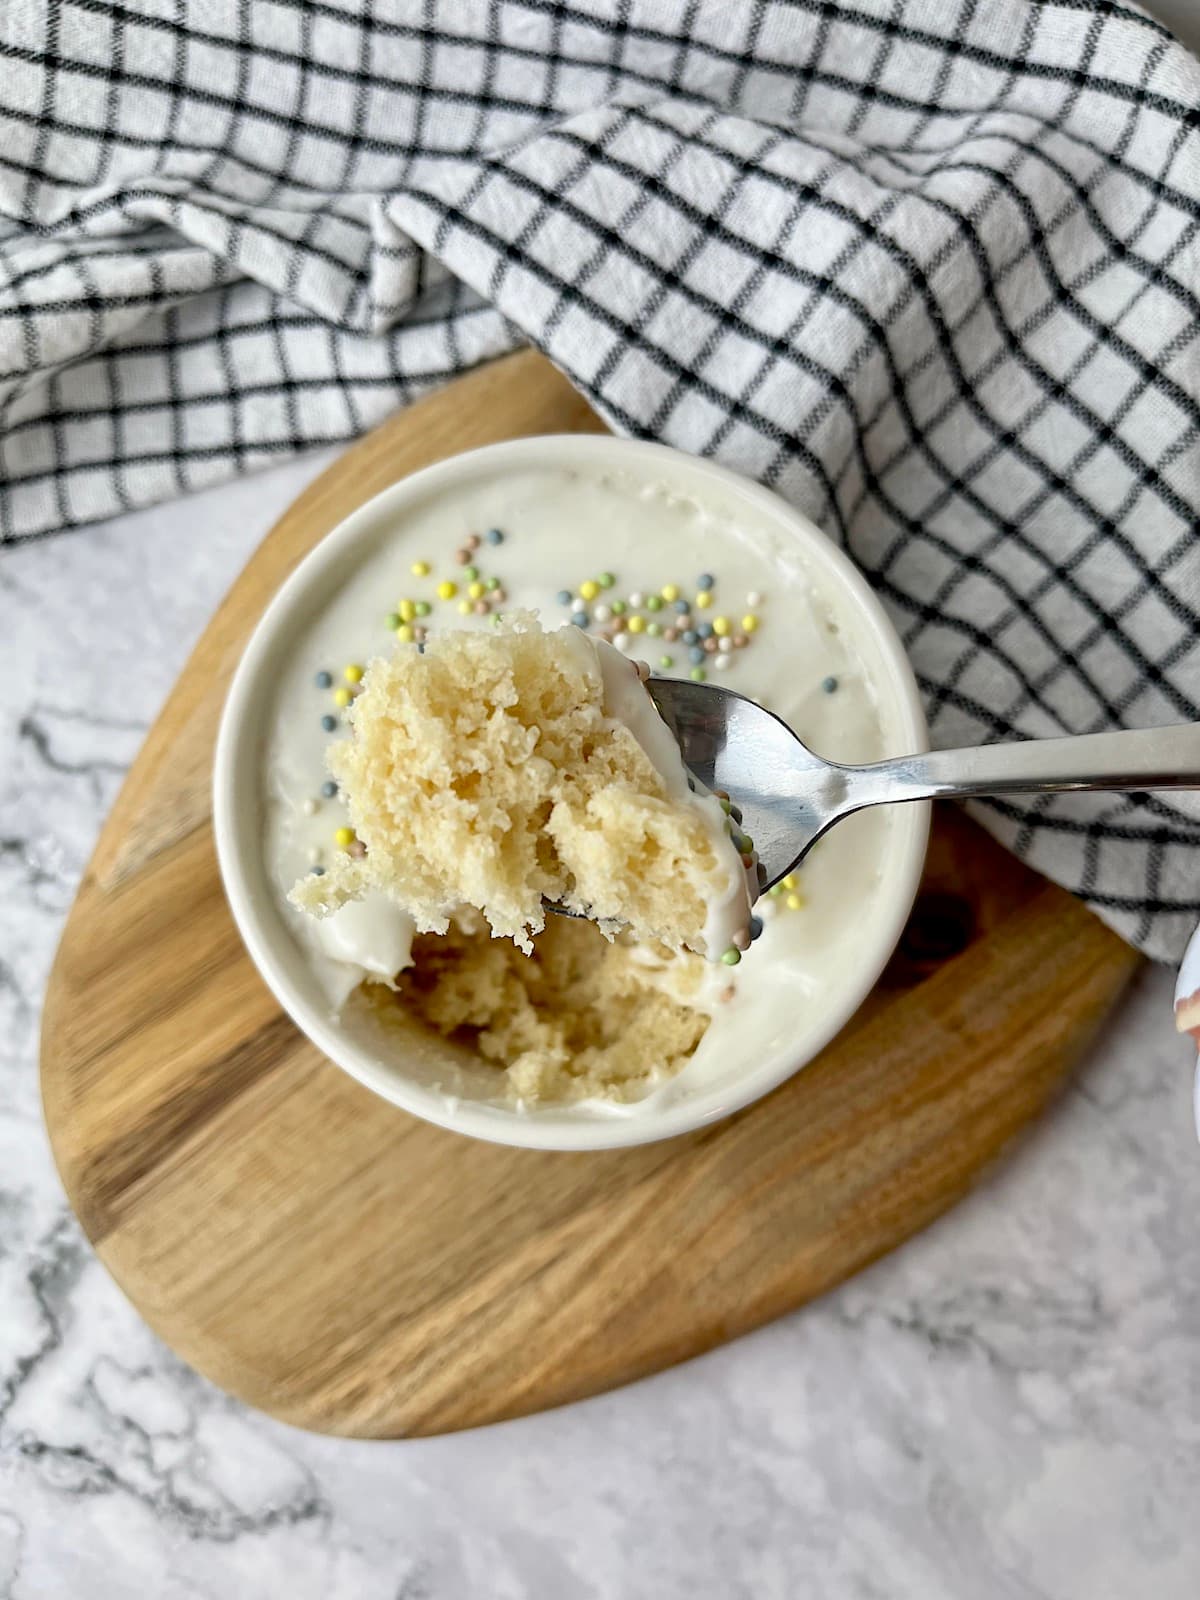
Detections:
2,447,1199,1600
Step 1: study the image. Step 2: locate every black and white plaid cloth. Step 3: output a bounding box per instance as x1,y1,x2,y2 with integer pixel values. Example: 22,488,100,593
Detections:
3,0,1199,960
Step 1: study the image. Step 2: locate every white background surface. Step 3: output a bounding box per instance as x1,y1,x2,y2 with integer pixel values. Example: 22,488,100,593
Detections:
3,5,1200,1591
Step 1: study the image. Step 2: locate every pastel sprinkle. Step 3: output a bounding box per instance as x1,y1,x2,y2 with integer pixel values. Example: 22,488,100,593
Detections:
627,615,645,634
485,576,501,591
695,590,713,609
697,573,715,590
414,600,432,616
320,714,336,732
315,670,332,689
598,571,616,588
557,590,573,606
468,581,485,600
742,613,760,633
645,594,663,612
610,599,627,615
629,591,644,607
682,630,698,645
310,865,325,876
333,687,352,707
659,654,674,668
335,826,355,848
661,583,680,602
455,549,470,565
302,798,318,816
786,893,804,911
410,560,430,577
458,599,471,614
749,915,764,941
732,927,752,951
689,646,704,664
465,534,481,551
718,637,733,653
690,666,706,682
720,946,741,966
463,565,479,582
572,611,589,628
673,598,690,614
613,631,630,650
579,579,599,601
646,621,662,637
822,675,839,693
437,580,458,600
385,612,400,630
321,780,337,798
396,623,415,643
594,603,612,623
712,616,731,636
485,528,504,545
782,874,798,890
746,590,762,606
474,600,490,615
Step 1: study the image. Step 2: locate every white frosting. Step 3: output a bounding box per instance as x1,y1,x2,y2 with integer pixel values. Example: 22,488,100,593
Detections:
262,461,897,1100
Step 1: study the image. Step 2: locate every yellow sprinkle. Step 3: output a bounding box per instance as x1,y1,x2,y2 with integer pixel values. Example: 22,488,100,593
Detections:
742,613,760,633
333,687,352,707
411,560,430,577
627,614,646,634
712,616,731,637
343,663,364,683
782,873,798,890
786,893,804,912
695,590,713,609
661,583,679,602
395,623,414,643
467,580,485,600
579,579,599,601
457,599,471,614
397,600,416,623
335,827,355,848
437,580,457,600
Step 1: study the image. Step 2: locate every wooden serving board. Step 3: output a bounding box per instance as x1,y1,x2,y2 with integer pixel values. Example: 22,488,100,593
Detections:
41,351,1142,1439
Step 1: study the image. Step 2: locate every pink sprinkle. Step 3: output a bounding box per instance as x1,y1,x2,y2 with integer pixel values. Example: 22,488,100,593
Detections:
474,599,490,615
662,626,678,642
466,534,481,550
733,633,748,648
455,548,470,565
703,637,718,654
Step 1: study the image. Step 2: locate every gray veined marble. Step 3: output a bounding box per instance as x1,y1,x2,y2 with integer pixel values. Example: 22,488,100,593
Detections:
1,450,1198,1600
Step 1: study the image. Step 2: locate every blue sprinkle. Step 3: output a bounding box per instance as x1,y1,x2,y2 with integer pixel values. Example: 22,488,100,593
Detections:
485,528,504,545
682,629,698,645
689,646,705,664
315,670,332,689
320,714,337,732
749,915,764,941
572,610,589,628
310,865,326,876
729,804,743,823
822,675,839,694
673,598,689,613
697,622,714,640
697,573,714,591
557,590,573,606
321,780,337,798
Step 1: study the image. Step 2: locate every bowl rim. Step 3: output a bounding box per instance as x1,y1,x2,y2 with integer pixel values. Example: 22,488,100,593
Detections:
213,434,930,1151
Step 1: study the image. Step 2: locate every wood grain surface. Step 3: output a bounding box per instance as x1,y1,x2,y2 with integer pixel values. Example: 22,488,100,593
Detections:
40,350,1143,1438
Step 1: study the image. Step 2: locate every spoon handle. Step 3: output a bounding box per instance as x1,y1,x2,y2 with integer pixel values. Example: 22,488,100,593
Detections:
849,721,1200,806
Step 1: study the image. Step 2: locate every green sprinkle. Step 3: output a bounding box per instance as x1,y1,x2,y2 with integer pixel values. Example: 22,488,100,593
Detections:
768,884,785,898
485,576,501,591
609,598,626,616
598,571,616,589
645,594,663,612
385,611,400,630
721,947,741,967
647,621,662,637
659,654,674,668
690,666,706,682
463,565,478,582
719,797,732,813
739,835,754,853
414,600,432,617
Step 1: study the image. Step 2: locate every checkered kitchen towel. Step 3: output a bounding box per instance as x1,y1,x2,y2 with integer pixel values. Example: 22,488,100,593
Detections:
2,0,1200,960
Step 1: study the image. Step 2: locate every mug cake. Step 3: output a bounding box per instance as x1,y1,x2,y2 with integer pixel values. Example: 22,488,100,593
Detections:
215,437,928,1148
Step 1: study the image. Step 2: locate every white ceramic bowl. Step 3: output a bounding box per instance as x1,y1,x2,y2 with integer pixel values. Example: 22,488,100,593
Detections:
214,436,929,1150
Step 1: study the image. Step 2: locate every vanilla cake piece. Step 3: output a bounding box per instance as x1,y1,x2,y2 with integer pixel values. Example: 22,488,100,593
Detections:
291,618,752,958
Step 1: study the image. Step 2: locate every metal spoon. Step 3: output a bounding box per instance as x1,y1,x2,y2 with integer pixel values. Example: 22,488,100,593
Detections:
645,677,1200,892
